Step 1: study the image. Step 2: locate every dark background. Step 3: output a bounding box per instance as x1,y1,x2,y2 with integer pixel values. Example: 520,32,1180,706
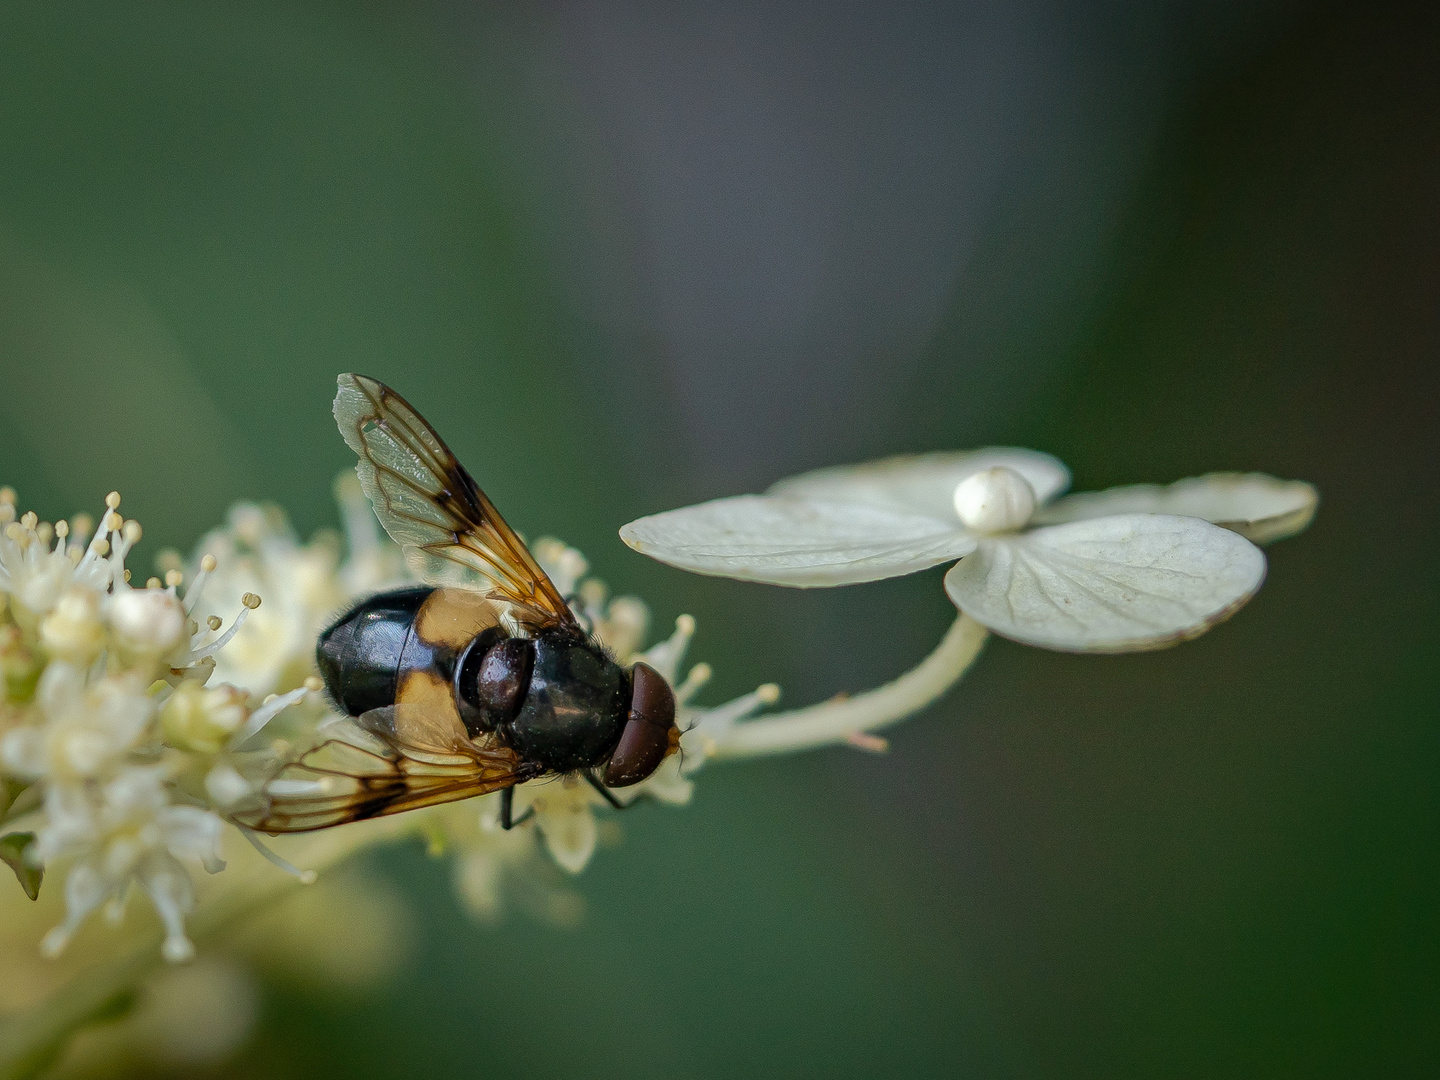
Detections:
0,2,1436,1077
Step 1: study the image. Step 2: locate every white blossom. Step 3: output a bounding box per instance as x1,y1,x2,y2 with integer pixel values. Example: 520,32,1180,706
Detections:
0,488,316,962
621,452,1317,652
35,765,224,963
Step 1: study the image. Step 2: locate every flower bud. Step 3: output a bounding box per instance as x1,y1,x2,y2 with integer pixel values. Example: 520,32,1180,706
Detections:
39,586,107,665
109,587,187,664
952,467,1037,534
160,683,249,754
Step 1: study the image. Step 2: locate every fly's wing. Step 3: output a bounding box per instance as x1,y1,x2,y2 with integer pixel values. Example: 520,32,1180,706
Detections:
333,373,575,630
233,707,535,834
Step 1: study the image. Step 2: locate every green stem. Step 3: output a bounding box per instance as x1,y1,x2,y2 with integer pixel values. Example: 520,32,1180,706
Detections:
710,613,989,759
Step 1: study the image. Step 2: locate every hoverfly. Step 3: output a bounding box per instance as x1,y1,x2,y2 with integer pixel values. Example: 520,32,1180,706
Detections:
235,374,677,834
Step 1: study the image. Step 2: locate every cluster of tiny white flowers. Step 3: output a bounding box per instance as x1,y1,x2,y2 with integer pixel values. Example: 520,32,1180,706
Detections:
0,474,795,968
0,488,311,962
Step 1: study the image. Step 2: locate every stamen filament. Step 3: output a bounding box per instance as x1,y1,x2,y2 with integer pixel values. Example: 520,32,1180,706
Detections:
232,685,310,747
238,828,317,884
185,605,251,662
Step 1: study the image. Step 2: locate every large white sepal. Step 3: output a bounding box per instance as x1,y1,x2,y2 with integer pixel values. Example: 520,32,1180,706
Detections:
620,495,977,587
943,514,1267,652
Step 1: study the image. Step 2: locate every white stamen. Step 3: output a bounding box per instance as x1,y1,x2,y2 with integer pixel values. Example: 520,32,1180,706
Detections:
267,779,328,797
183,554,216,615
238,827,317,884
674,661,712,707
231,685,309,747
185,605,252,662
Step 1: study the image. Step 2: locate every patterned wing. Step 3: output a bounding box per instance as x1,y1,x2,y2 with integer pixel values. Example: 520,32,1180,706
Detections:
234,708,536,833
333,373,574,629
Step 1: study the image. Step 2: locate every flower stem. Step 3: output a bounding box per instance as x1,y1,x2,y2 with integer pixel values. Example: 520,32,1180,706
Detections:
710,614,988,759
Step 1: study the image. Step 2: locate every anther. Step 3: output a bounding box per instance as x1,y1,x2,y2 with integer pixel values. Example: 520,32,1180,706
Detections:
103,510,122,533
54,520,68,539
304,675,323,692
147,577,162,589
105,491,121,510
0,487,14,505
200,554,217,573
123,520,142,544
165,570,183,589
20,511,37,530
242,593,261,610
207,615,222,631
124,569,132,582
91,538,110,557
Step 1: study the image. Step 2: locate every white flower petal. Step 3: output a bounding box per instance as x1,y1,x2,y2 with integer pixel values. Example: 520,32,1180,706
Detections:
41,860,111,957
158,805,227,874
620,495,975,587
943,515,1266,652
625,753,694,806
1033,472,1317,545
768,449,1071,521
453,848,505,925
532,798,598,875
0,726,46,779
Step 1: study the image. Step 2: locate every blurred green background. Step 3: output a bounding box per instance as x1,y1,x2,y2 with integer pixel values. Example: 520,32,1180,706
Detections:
1,1,1436,1077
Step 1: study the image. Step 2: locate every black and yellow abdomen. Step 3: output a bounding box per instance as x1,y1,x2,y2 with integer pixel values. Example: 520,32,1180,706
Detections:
316,585,508,725
316,586,434,717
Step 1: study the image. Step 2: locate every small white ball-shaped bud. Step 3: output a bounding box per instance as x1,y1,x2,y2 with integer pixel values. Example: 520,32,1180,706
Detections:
952,466,1037,534
56,727,114,776
39,586,107,664
161,683,249,754
109,587,187,659
204,761,253,808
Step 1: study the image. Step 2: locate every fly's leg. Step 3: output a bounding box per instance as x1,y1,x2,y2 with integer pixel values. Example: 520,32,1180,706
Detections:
499,785,535,830
583,771,629,810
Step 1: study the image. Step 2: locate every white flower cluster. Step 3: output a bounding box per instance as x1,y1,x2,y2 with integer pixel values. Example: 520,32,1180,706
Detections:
0,472,814,967
0,489,310,962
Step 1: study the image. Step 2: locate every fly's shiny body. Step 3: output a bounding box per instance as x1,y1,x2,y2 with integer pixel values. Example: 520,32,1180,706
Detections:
235,374,679,836
315,586,660,785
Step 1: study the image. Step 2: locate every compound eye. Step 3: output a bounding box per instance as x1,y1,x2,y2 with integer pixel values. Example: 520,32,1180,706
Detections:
602,662,676,788
456,634,533,733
